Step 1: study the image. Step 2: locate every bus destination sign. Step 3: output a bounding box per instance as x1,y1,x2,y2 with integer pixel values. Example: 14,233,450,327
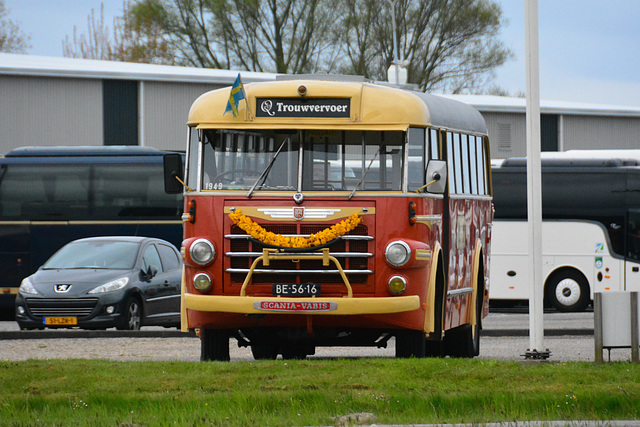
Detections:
256,98,350,118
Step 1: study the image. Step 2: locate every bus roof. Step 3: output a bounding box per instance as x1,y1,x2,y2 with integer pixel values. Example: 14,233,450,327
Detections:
4,146,166,158
188,78,487,134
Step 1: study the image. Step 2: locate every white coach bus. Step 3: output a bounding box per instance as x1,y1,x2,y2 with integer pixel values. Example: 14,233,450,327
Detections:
490,151,640,312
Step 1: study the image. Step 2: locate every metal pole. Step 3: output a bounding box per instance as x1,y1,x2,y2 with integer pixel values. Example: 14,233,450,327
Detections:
594,293,603,364
631,292,639,363
525,0,545,357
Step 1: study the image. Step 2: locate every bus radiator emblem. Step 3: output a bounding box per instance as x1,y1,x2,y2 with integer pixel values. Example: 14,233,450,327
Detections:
293,207,305,220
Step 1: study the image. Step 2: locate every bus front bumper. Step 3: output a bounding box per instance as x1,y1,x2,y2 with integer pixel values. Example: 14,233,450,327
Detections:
184,293,420,316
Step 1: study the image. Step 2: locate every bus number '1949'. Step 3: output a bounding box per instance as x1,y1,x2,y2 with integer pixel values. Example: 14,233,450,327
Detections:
272,283,320,296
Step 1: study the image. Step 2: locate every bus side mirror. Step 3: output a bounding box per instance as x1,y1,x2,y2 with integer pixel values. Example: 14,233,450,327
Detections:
164,153,185,194
425,160,447,194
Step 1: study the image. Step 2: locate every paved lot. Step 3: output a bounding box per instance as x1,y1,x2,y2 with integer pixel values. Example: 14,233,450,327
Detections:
2,311,634,363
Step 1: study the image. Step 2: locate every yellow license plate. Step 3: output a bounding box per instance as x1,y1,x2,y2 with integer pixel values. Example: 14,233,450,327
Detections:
44,316,78,326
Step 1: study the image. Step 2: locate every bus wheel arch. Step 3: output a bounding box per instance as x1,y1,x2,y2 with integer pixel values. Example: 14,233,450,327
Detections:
421,245,446,357
545,267,590,312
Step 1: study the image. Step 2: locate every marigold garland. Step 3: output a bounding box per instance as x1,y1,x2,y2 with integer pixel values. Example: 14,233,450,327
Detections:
229,209,362,248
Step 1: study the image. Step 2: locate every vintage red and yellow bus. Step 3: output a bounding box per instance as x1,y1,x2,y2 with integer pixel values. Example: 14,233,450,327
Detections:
164,76,493,361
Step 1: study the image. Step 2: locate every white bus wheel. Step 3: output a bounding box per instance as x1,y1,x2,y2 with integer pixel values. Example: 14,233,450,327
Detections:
546,271,590,312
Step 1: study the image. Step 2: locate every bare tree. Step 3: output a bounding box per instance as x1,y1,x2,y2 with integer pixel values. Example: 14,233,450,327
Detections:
123,0,342,73
337,0,513,93
0,0,31,53
63,1,176,64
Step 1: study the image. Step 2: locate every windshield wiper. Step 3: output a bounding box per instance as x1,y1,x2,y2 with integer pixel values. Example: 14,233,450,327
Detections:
348,148,380,200
246,138,289,198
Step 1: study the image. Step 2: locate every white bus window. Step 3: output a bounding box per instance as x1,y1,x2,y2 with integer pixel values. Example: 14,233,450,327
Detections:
476,136,487,195
447,132,456,193
408,127,425,191
186,127,199,191
468,135,479,195
429,128,439,160
453,133,463,195
461,134,471,194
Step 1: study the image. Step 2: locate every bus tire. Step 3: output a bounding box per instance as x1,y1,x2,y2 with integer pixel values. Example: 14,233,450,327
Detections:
251,342,279,360
395,330,426,358
200,329,230,361
546,270,590,312
117,297,141,331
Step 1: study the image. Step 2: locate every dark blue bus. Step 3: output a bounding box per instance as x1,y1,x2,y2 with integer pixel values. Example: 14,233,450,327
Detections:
0,146,184,319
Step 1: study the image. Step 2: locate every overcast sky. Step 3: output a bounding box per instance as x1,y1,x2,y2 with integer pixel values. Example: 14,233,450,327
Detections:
4,0,640,107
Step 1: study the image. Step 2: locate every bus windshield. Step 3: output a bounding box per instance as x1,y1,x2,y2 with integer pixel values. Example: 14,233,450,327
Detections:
200,129,404,192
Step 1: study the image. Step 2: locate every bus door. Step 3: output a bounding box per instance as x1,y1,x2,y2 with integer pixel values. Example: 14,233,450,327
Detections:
625,210,640,292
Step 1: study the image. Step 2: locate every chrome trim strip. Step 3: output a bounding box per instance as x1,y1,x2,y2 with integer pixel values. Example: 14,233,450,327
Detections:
226,268,373,275
226,252,372,258
447,287,474,297
146,295,181,302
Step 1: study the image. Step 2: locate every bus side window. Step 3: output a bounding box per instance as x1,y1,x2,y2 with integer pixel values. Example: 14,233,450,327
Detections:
429,129,440,160
407,127,425,192
468,135,479,195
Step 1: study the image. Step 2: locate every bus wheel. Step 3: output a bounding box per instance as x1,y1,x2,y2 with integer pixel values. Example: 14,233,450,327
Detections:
117,297,141,331
547,270,590,312
395,330,426,358
200,329,230,361
281,343,314,360
251,342,279,360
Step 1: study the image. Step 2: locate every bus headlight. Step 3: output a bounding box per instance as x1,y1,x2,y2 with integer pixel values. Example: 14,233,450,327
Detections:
385,241,411,267
388,276,407,295
193,273,212,292
190,239,215,265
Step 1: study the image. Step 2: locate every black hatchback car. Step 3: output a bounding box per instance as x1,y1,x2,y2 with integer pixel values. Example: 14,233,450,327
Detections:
15,236,182,330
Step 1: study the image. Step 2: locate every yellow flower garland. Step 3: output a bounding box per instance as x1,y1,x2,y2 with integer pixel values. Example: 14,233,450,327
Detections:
229,209,362,248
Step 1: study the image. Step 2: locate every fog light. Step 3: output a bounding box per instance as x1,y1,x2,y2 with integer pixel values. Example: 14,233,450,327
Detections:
385,241,411,267
17,306,25,315
106,306,115,314
194,273,212,292
388,276,407,295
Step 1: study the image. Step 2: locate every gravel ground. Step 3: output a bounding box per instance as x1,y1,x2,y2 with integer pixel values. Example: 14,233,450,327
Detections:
1,334,633,363
1,312,634,363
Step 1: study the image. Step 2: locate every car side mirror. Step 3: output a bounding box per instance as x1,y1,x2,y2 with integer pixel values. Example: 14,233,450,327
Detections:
424,160,447,194
164,153,185,194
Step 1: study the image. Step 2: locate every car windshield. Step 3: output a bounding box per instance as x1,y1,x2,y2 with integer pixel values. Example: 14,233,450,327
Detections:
42,241,140,270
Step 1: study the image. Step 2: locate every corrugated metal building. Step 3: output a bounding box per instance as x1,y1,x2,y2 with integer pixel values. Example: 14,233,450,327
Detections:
0,54,276,152
443,94,640,159
2,53,639,156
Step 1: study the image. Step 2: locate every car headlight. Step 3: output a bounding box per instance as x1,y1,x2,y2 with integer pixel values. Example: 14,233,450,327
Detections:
190,239,215,265
385,241,411,267
19,277,38,295
89,277,129,294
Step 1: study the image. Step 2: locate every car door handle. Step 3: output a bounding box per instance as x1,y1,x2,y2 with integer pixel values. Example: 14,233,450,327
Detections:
633,267,639,272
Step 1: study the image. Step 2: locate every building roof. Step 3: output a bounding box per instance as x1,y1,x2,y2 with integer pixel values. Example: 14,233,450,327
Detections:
0,53,277,84
439,94,640,118
2,53,639,118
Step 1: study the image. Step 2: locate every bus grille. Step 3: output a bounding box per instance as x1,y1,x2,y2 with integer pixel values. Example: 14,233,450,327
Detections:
225,224,373,285
25,298,99,318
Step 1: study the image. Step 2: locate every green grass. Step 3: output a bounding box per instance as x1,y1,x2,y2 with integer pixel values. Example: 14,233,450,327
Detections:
1,358,639,426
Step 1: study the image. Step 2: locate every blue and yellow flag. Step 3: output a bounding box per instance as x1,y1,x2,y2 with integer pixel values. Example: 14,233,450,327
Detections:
224,74,247,117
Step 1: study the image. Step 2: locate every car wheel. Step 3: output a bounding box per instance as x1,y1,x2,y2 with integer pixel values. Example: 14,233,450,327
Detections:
546,270,590,312
117,297,141,330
